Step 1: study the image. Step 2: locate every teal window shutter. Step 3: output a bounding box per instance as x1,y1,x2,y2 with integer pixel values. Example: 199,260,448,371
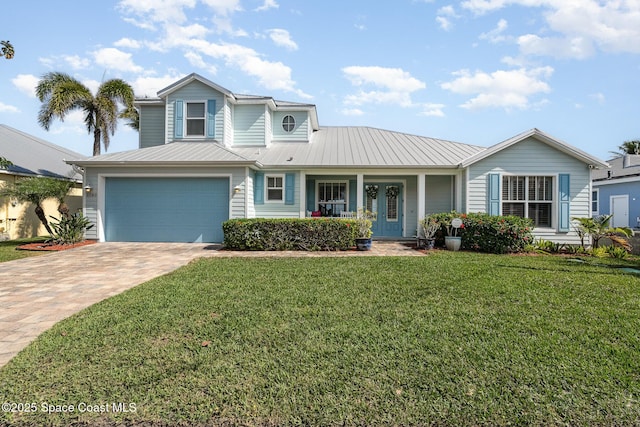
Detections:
174,100,183,139
254,172,264,205
285,173,295,205
206,99,216,138
558,174,570,232
487,173,500,216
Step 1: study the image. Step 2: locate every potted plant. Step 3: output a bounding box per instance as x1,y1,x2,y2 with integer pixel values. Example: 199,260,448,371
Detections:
355,208,374,250
419,215,439,250
444,216,464,251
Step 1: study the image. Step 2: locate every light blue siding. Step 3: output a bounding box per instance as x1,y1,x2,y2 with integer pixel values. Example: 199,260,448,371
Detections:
105,177,229,243
466,136,591,243
234,105,266,146
167,81,224,143
272,111,309,141
139,105,165,148
594,181,640,228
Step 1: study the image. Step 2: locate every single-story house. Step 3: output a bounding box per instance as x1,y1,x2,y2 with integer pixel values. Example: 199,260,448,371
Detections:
69,73,608,244
591,154,640,228
0,124,83,240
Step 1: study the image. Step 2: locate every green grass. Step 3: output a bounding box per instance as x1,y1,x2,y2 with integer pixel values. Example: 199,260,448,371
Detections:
0,238,47,262
1,253,639,426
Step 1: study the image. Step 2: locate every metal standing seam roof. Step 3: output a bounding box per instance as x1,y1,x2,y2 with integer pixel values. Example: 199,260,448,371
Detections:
0,124,82,180
71,126,486,168
592,155,640,181
235,126,486,168
70,142,255,165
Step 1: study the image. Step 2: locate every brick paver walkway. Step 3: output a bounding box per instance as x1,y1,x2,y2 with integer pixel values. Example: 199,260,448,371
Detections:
0,241,421,367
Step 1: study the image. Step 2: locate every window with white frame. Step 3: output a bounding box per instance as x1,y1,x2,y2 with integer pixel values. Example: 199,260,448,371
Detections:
502,176,553,227
591,189,599,214
317,181,347,216
266,175,284,201
186,101,206,136
282,115,295,133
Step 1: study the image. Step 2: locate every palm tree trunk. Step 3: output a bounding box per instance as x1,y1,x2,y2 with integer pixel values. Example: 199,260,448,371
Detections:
57,201,70,218
35,204,54,236
93,128,101,156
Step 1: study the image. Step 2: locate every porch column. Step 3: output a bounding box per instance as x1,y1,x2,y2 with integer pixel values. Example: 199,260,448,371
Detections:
417,173,426,230
356,173,364,212
299,171,306,217
455,171,463,212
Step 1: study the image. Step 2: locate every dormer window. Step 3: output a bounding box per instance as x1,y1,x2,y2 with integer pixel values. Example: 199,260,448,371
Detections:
186,102,205,136
282,115,295,133
174,99,216,139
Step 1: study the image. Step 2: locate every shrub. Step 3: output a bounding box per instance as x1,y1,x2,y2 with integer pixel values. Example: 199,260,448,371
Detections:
429,212,534,254
49,213,94,245
223,218,357,251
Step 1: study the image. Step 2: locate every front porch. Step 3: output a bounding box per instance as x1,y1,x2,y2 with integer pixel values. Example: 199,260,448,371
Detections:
300,171,463,238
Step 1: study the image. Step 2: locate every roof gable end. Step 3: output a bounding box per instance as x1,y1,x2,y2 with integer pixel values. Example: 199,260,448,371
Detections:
460,128,608,169
157,73,234,99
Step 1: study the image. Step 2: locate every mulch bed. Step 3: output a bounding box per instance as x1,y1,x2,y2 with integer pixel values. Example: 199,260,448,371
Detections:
16,240,97,252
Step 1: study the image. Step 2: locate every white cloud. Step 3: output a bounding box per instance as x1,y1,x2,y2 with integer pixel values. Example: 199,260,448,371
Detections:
436,16,453,31
517,34,595,59
255,0,278,12
11,74,39,98
461,0,640,58
441,66,553,110
114,38,143,49
62,55,91,70
184,51,218,75
436,5,458,31
420,103,446,117
92,47,144,73
131,74,186,98
343,66,426,108
118,0,197,25
267,29,298,51
341,108,364,116
480,19,508,43
0,102,19,113
590,92,606,105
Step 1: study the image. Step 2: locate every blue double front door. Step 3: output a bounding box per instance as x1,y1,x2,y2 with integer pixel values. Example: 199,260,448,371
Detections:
365,182,403,237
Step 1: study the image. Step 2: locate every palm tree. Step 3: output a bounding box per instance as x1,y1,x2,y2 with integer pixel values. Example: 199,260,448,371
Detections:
0,177,69,236
1,40,14,59
618,140,640,155
36,72,138,156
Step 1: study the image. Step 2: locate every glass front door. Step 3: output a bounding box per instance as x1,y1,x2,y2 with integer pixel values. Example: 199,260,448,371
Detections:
365,183,403,237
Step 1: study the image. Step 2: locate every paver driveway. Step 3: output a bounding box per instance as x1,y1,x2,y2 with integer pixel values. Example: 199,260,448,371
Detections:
0,241,420,368
0,242,221,367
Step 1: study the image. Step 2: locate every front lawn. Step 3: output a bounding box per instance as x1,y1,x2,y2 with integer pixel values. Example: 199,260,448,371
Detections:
0,238,47,262
1,253,639,426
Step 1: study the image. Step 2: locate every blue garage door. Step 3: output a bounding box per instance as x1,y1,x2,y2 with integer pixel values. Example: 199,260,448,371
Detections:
105,177,229,243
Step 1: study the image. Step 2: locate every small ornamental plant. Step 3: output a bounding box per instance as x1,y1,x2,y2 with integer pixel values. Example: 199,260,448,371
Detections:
355,208,374,239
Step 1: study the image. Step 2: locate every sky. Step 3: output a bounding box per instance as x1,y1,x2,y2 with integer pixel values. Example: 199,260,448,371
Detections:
1,0,639,160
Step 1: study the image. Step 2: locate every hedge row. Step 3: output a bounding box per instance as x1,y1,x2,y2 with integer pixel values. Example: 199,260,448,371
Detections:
222,218,357,251
429,212,534,254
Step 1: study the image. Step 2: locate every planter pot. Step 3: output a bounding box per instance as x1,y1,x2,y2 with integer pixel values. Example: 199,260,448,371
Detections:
355,237,372,251
445,236,462,251
425,238,435,250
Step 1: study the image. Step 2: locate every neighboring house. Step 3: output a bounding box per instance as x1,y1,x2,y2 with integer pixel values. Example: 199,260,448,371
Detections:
69,73,608,244
591,154,640,229
0,124,83,240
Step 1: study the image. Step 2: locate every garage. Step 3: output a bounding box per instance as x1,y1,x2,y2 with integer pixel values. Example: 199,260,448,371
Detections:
104,177,229,243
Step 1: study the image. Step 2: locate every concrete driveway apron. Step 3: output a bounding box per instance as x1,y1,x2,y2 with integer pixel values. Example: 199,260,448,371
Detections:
0,240,421,368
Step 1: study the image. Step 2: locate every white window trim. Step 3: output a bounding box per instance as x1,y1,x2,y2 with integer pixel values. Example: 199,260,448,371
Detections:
500,174,556,230
265,174,285,203
316,180,349,215
184,100,208,138
591,188,599,216
282,115,296,133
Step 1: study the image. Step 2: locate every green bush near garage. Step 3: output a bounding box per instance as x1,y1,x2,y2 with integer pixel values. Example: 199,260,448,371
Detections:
222,218,357,251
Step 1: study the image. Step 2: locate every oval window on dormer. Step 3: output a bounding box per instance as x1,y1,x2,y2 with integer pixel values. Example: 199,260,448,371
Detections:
282,115,295,133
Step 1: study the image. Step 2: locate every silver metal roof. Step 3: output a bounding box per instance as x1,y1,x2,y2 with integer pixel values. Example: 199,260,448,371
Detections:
0,124,82,180
235,126,485,168
71,141,254,166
